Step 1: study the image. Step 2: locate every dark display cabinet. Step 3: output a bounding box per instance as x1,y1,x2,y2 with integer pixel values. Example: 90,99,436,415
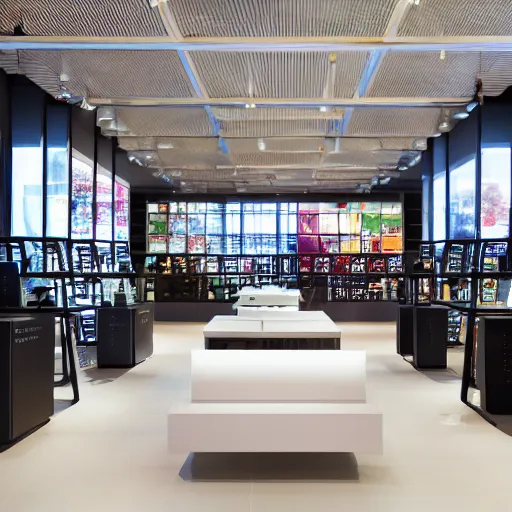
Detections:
97,303,154,368
476,316,512,414
0,314,55,444
412,306,449,369
397,305,415,356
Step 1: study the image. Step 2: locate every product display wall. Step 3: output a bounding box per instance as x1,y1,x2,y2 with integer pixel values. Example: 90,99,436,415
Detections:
144,200,403,303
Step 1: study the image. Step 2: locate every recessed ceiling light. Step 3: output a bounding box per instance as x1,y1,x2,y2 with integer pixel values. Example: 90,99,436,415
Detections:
157,142,174,149
453,111,469,120
413,0,420,5
438,121,449,131
466,101,478,112
440,50,446,60
319,106,327,113
257,139,266,151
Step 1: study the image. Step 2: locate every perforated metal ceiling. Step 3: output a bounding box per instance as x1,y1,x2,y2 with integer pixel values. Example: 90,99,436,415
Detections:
0,0,166,36
398,0,512,37
1,0,512,192
17,51,197,99
166,0,399,38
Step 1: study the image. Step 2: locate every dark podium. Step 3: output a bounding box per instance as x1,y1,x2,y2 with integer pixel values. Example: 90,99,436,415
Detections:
476,316,512,414
0,314,55,444
397,305,415,356
97,303,154,368
413,306,449,369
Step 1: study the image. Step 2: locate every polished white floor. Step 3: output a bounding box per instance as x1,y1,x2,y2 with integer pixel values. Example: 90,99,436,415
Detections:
2,322,512,511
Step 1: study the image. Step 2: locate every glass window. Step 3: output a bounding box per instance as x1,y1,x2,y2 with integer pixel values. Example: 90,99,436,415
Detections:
481,146,511,239
114,177,130,241
11,88,44,237
46,105,69,238
449,158,476,239
96,165,112,240
433,171,446,241
71,149,94,239
422,175,430,240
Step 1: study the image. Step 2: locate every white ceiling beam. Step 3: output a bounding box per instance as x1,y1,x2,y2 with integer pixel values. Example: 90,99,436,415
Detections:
2,36,512,52
89,96,471,108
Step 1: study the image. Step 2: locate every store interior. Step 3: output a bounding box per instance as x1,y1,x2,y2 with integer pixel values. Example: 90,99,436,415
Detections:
2,1,512,510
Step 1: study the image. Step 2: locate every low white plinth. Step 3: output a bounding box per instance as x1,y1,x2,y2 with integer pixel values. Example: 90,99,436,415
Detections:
237,309,326,320
168,403,382,454
191,350,366,403
262,320,341,339
203,319,262,339
203,318,341,340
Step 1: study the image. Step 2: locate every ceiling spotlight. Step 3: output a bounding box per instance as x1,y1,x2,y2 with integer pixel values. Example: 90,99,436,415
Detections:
413,0,420,5
145,154,152,160
412,139,427,151
438,121,450,131
245,104,250,109
257,139,266,151
157,141,174,149
453,111,470,120
466,101,478,113
398,166,408,171
440,50,446,61
319,106,328,113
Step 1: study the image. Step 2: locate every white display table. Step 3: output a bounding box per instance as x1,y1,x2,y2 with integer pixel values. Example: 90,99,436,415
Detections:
237,309,325,320
168,350,382,455
234,287,300,308
203,315,342,349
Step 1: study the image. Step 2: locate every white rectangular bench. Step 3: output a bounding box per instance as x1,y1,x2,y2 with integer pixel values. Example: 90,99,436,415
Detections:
168,350,382,455
168,403,382,454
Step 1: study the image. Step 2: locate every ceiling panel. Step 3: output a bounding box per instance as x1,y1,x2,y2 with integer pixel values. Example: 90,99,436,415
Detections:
346,108,442,137
105,107,214,137
367,52,481,98
17,51,196,99
191,51,368,98
398,0,512,37
230,152,322,168
158,148,232,169
211,107,340,121
219,120,328,138
226,137,328,154
0,50,19,74
167,0,399,38
480,53,512,97
323,150,406,167
0,0,166,37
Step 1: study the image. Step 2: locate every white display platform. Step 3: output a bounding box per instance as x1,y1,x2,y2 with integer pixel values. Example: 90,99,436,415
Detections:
234,287,300,308
168,402,382,454
191,350,366,403
168,349,383,455
203,319,262,338
237,309,325,320
203,316,342,340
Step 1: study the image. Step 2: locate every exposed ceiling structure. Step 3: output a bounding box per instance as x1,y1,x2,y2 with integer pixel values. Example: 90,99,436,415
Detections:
1,0,512,192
